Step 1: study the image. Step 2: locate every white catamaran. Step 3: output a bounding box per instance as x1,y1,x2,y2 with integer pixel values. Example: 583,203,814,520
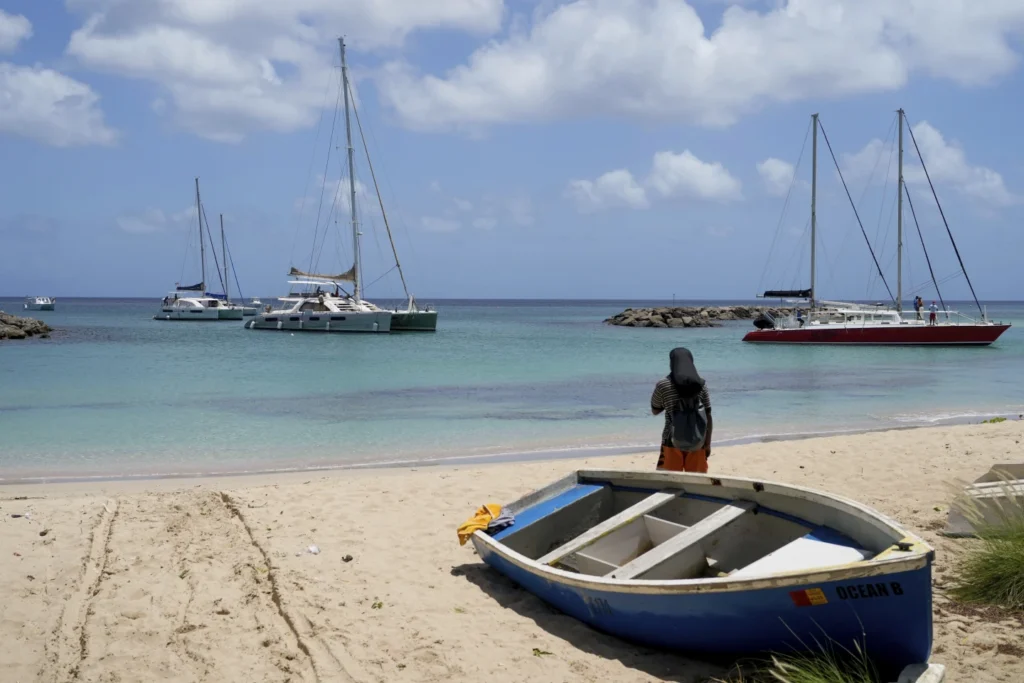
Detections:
156,179,250,321
247,38,436,334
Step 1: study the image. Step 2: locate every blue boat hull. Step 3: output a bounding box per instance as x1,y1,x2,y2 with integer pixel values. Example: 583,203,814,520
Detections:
477,544,931,678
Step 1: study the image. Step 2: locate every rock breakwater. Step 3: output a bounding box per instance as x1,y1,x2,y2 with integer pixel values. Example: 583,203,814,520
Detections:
0,311,53,340
604,305,793,328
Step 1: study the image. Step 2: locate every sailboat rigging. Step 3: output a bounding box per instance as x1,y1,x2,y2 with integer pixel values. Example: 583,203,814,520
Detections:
155,178,248,321
744,110,1010,346
246,37,436,334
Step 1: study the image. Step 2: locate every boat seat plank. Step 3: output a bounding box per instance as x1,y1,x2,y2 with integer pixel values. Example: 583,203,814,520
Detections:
609,499,757,580
538,489,682,566
571,551,619,575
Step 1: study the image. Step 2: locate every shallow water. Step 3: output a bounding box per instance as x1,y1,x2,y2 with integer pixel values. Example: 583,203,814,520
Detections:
1,297,1021,480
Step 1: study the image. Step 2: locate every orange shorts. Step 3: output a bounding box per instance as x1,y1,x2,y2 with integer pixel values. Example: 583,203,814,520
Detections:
657,445,708,473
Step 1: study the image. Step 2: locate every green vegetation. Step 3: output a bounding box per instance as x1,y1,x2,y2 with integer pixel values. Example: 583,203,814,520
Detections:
981,416,1008,424
950,474,1024,610
711,641,879,683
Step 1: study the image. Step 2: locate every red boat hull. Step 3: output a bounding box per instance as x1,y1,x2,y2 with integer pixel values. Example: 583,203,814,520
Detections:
743,324,1011,346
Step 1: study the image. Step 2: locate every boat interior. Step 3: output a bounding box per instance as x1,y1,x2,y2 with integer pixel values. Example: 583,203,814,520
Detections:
491,471,920,582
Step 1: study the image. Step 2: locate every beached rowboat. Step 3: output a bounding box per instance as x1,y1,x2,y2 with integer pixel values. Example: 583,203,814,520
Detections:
467,470,935,679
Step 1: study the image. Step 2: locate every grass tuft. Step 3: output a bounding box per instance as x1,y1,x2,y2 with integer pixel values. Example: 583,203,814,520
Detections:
709,640,879,683
949,471,1024,610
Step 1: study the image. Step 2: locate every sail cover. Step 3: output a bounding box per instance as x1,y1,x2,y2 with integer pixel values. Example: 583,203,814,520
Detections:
288,265,356,282
176,281,205,292
761,288,812,299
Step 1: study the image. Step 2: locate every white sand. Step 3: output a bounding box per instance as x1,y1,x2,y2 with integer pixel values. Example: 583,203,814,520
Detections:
2,421,1023,682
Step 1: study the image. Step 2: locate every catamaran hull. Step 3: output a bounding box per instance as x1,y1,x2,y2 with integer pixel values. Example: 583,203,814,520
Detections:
217,308,244,320
390,311,438,332
154,308,222,321
24,303,55,311
475,543,931,680
743,323,1010,345
245,311,392,333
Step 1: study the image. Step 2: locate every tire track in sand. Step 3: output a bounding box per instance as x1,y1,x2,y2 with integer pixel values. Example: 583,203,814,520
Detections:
38,497,118,683
220,491,362,683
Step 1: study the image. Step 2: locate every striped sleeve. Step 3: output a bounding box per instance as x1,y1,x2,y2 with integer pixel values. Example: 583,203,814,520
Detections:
701,386,712,411
651,381,665,410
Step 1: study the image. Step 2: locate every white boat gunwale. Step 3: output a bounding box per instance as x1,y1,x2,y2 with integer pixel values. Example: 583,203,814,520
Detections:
471,469,932,595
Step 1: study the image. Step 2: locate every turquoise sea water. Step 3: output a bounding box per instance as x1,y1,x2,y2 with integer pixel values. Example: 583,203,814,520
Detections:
1,298,1022,482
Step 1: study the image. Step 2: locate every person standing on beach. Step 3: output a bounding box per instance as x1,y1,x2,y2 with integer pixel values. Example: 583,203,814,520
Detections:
651,347,713,473
929,300,939,326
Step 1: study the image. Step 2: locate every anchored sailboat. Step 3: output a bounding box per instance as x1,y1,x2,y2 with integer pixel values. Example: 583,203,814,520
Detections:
744,110,1010,346
156,178,244,321
247,37,437,334
246,38,392,334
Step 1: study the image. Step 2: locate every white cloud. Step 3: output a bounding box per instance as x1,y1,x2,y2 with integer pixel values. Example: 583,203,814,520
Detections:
472,216,497,230
0,63,117,146
505,196,534,226
378,0,1024,131
907,122,1015,206
706,225,735,238
116,206,196,234
568,149,741,212
842,121,1015,207
453,198,473,212
567,169,648,212
421,216,461,232
294,176,369,215
117,208,169,234
0,10,31,53
648,150,743,201
757,157,796,197
64,0,504,141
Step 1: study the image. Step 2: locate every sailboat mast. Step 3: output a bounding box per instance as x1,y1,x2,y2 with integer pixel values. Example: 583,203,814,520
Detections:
810,113,818,309
221,214,230,303
195,177,206,292
339,37,361,302
897,108,904,314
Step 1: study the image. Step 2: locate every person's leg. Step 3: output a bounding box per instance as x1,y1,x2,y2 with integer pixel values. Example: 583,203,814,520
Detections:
657,445,685,471
682,449,708,473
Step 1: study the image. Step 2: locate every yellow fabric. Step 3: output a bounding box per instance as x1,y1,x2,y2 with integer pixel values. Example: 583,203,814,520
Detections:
457,503,502,546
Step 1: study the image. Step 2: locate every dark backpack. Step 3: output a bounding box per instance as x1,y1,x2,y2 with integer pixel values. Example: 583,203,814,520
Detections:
670,393,707,451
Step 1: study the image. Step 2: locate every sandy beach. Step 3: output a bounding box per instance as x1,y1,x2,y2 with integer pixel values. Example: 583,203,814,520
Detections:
2,421,1023,683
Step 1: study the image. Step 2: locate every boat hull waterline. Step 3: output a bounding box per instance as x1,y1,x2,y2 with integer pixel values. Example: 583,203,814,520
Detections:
390,310,438,332
245,310,392,333
743,323,1010,345
469,470,934,679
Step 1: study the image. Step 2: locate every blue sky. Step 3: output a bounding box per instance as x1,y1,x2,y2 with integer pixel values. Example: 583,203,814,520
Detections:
1,0,1023,301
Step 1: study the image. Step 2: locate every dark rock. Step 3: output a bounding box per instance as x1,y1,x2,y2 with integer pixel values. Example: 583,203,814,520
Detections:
0,311,53,340
605,305,793,329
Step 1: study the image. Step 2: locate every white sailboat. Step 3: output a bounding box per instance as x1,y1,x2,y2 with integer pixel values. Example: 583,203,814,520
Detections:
247,38,393,334
156,179,243,321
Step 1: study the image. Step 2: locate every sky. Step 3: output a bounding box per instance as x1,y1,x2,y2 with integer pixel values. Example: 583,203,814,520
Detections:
1,0,1023,302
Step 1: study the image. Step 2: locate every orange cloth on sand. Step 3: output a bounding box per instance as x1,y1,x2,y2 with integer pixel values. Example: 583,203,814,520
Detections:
657,445,708,473
457,503,503,546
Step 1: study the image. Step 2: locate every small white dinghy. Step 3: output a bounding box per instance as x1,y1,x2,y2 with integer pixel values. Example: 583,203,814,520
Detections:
944,463,1024,538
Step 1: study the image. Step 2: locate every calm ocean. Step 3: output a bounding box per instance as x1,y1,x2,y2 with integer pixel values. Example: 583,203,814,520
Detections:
1,298,1021,482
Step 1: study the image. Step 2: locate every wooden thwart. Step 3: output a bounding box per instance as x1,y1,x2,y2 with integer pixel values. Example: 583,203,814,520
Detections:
609,499,757,580
538,490,682,566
